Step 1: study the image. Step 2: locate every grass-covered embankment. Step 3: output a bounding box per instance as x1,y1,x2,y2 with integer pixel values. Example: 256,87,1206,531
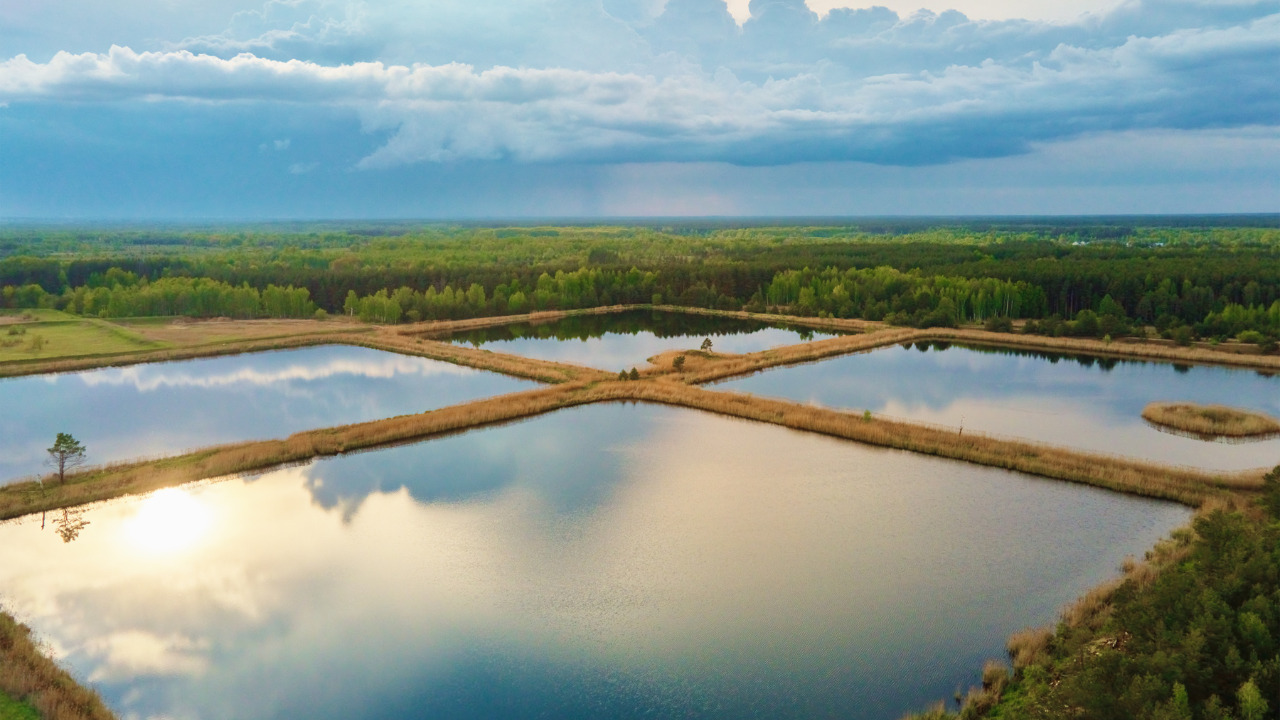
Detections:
908,468,1280,720
616,382,1261,506
6,306,1280,384
682,322,1280,385
0,612,114,720
0,380,614,520
355,330,613,383
4,371,1263,522
0,317,370,378
1143,402,1280,439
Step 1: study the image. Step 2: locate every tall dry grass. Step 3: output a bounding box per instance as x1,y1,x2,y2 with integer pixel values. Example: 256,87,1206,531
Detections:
614,381,1260,505
4,371,1261,521
355,331,612,383
1142,402,1280,438
400,305,640,337
1006,627,1053,670
685,324,1280,385
679,327,918,383
921,327,1280,372
8,305,1279,383
647,305,881,333
0,381,614,520
0,612,115,720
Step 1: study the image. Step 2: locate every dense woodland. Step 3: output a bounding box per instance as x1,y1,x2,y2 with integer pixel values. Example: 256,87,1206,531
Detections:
2,221,1279,345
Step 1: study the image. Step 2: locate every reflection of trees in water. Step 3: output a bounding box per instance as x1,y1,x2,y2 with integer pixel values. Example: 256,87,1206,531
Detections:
52,507,90,543
447,310,840,345
904,341,1125,371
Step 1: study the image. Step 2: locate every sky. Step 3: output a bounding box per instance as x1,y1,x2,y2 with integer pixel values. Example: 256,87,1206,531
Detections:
0,0,1277,218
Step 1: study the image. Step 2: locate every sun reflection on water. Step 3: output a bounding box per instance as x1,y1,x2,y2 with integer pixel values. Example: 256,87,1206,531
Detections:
124,488,213,555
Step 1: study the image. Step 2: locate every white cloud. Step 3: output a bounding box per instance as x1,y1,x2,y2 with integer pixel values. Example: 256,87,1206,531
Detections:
0,0,1277,169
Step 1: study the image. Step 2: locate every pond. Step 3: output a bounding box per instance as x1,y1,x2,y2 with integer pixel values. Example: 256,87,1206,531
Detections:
715,341,1280,472
0,345,535,484
0,404,1190,720
436,309,841,370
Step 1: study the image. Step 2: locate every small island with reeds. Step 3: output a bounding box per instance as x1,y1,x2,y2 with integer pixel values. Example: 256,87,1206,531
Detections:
1142,402,1280,440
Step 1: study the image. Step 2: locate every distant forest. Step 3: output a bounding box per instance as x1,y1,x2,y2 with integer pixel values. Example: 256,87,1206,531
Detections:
2,219,1279,344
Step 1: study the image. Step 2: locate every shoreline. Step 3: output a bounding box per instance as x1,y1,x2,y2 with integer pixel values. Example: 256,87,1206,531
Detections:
4,305,1280,382
1,304,1275,720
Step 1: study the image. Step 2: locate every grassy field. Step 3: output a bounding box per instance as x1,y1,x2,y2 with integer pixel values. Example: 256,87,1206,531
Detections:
0,310,78,324
0,319,160,363
0,693,38,720
0,317,372,377
115,317,362,345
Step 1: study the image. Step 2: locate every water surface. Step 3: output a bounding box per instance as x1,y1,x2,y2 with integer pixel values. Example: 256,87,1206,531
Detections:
0,404,1189,720
717,341,1280,471
439,309,840,370
0,345,534,483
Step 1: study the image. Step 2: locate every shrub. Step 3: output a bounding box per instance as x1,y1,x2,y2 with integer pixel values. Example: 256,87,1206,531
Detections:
984,316,1014,333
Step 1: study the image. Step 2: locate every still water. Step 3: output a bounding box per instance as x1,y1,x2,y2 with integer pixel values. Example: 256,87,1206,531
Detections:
0,345,534,484
439,309,840,370
717,342,1280,472
0,404,1189,720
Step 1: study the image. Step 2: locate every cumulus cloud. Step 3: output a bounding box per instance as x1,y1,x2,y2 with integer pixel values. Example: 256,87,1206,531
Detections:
0,0,1277,169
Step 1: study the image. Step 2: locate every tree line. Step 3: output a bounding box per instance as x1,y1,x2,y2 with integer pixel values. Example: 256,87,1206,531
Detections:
2,226,1279,342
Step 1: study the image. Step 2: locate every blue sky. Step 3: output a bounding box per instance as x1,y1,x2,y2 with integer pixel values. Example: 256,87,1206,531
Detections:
1,0,1277,218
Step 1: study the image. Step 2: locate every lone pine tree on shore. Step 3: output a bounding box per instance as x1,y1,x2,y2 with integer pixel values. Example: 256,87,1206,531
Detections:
46,433,87,485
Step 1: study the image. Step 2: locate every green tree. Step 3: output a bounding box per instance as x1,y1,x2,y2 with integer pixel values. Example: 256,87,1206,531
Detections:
1262,466,1280,517
46,432,87,485
1237,679,1267,720
700,338,713,352
628,368,639,381
673,355,686,371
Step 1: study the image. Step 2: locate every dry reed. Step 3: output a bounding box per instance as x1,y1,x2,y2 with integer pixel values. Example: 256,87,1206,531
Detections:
1142,402,1280,438
648,304,881,333
0,612,116,720
610,382,1261,506
3,372,1261,521
685,324,1280,385
2,303,1275,719
353,331,612,383
682,328,921,383
0,381,613,520
920,327,1280,372
1006,627,1053,669
400,305,641,337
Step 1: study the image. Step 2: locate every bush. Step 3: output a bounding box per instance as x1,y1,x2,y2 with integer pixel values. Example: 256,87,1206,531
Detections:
1072,309,1100,337
984,316,1014,333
